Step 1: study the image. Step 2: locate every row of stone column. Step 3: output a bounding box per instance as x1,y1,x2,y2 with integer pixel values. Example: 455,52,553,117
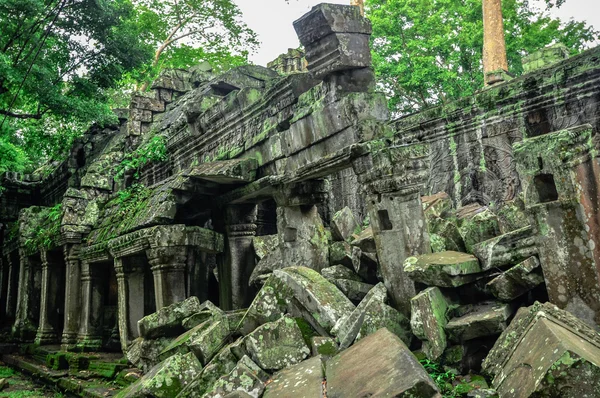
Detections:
2,194,344,349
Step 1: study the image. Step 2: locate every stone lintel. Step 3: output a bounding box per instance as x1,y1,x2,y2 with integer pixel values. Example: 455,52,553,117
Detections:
273,180,329,207
185,158,259,184
106,224,224,259
217,176,283,205
282,143,368,184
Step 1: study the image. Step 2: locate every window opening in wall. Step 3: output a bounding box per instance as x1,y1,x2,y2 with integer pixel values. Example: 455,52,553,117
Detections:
378,209,393,230
534,174,559,203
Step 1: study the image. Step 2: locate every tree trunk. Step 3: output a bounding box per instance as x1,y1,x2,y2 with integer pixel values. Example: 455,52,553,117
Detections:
351,0,365,16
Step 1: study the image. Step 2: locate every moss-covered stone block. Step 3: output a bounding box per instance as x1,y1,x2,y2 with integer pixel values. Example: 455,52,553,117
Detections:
117,352,202,398
243,316,310,372
272,266,355,334
404,251,483,287
138,296,203,339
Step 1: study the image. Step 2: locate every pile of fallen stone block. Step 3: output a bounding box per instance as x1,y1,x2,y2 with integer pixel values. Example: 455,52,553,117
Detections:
405,193,549,371
119,269,436,397
117,199,600,397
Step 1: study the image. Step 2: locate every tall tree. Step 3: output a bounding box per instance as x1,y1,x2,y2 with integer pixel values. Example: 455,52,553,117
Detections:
0,0,153,171
132,0,259,90
367,0,599,115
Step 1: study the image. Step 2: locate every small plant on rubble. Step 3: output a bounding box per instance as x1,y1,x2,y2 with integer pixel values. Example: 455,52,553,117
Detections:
420,359,458,396
114,135,168,180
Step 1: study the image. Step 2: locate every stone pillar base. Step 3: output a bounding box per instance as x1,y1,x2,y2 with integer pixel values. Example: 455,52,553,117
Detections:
12,320,37,342
34,329,59,346
76,334,103,351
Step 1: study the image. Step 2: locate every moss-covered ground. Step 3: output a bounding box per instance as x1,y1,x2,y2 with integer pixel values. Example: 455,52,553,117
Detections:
0,363,65,398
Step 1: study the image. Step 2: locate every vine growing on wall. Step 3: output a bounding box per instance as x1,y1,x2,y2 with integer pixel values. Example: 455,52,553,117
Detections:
114,135,168,180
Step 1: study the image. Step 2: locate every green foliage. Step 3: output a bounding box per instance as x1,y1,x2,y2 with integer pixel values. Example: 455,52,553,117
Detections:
367,0,599,115
0,136,30,174
114,135,168,180
420,359,458,396
23,203,62,252
0,366,15,378
131,0,258,89
0,0,153,171
114,183,152,223
420,359,488,397
6,221,19,241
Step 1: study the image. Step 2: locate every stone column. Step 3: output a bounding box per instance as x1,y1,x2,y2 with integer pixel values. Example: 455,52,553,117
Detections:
77,261,103,350
353,143,431,316
35,250,62,345
0,257,6,321
12,250,41,341
61,244,81,348
114,257,146,351
514,125,600,327
4,254,19,323
146,247,187,310
187,248,211,303
483,0,509,85
220,204,258,310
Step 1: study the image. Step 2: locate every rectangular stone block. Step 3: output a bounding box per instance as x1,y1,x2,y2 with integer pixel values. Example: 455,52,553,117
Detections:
411,287,452,360
130,95,165,112
326,328,440,397
483,302,600,398
486,256,544,301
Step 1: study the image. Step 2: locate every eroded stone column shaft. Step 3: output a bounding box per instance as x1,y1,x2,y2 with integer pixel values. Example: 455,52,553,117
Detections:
4,255,19,322
483,0,509,85
222,204,258,310
12,250,40,341
62,245,81,347
35,250,62,345
147,247,187,310
77,261,103,349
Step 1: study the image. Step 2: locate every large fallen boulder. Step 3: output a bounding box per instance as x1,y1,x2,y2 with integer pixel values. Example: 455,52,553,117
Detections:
138,296,203,339
249,248,283,287
117,352,202,398
176,342,239,397
457,207,500,253
471,226,537,271
272,266,355,334
243,316,310,372
127,337,174,372
252,234,278,260
446,302,514,342
335,282,388,349
326,328,441,397
159,313,230,364
404,251,483,287
333,278,373,301
350,225,376,253
330,206,359,241
486,256,544,301
241,274,293,334
483,302,600,397
203,356,269,398
411,287,453,360
262,356,324,398
355,298,411,344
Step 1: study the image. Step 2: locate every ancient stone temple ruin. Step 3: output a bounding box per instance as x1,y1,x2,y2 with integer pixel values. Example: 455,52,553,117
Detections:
1,3,600,397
